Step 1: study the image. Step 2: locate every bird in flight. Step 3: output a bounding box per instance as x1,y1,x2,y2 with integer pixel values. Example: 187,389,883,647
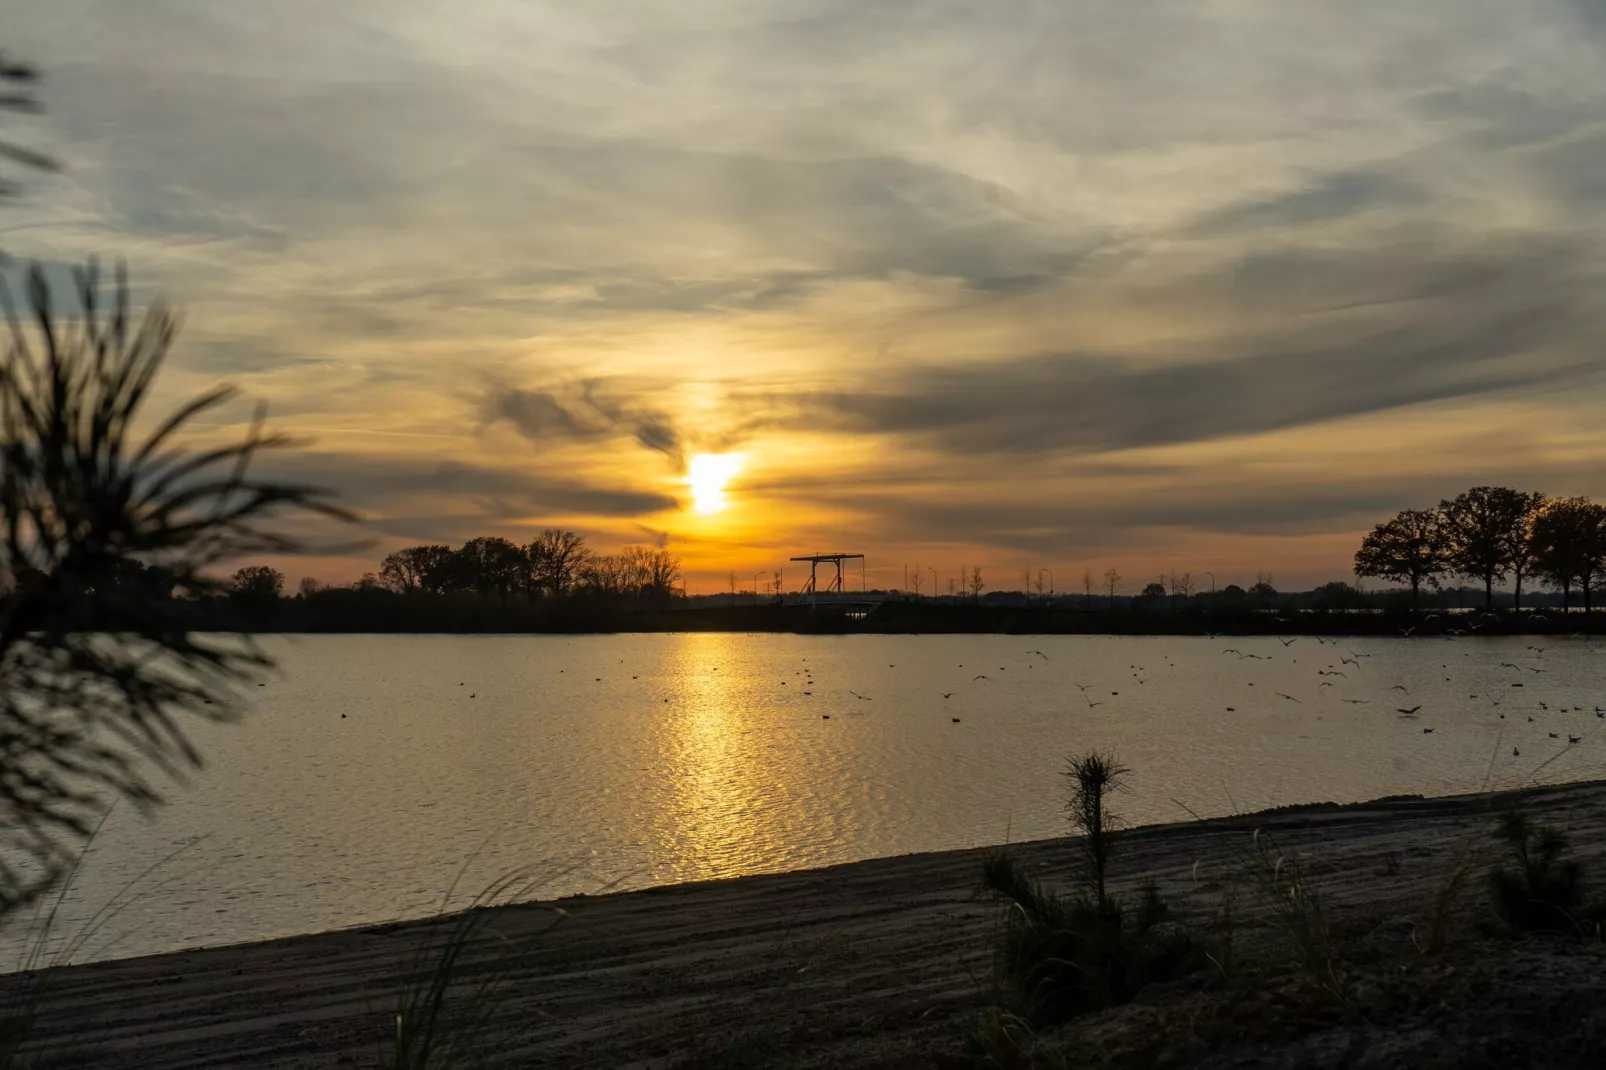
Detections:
1569,735,1582,744
850,691,872,701
1221,649,1243,657
941,692,954,699
1342,699,1369,704
1276,692,1301,703
973,674,990,682
1318,670,1347,678
1422,728,1434,734
1278,637,1297,647
1396,706,1421,716
1400,627,1416,637
1389,685,1409,693
1026,650,1049,660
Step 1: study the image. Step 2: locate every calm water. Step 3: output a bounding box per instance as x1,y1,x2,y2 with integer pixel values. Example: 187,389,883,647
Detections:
7,632,1606,966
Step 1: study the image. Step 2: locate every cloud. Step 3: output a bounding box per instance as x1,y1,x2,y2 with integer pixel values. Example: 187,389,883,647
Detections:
13,0,1606,586
482,381,685,469
259,452,677,519
1186,170,1428,236
791,231,1604,455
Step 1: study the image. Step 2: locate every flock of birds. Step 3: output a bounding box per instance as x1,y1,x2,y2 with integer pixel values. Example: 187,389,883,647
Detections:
432,627,1603,768
758,630,1603,762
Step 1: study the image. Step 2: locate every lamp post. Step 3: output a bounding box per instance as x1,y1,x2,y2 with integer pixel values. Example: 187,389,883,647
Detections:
1206,571,1216,594
753,571,764,604
1039,568,1054,598
926,566,938,601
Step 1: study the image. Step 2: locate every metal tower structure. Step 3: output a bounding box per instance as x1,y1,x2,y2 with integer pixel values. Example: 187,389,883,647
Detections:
789,553,865,609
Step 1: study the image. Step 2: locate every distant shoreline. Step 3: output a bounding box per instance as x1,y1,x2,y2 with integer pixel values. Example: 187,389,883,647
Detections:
219,601,1596,637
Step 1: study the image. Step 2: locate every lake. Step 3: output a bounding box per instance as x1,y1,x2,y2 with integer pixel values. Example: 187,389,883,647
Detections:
6,632,1605,966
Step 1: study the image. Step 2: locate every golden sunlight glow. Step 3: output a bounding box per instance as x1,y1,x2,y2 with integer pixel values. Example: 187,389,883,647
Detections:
687,453,743,515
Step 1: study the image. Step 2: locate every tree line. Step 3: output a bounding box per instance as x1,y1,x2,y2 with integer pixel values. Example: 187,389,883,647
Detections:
230,530,684,605
1355,486,1605,611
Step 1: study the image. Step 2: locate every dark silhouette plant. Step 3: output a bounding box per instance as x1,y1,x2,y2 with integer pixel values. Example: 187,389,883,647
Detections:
0,259,347,914
1487,809,1590,934
982,751,1192,1026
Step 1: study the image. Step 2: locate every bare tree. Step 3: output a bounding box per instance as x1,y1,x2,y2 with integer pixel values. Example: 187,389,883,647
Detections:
1082,567,1094,603
1103,567,1122,611
0,261,345,911
1172,571,1194,608
527,529,590,598
968,566,985,603
909,565,923,597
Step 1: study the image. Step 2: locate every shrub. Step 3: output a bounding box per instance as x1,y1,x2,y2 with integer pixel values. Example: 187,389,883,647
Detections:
1487,809,1587,934
981,751,1193,1025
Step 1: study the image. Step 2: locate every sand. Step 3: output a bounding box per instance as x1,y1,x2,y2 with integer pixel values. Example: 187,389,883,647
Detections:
9,779,1606,1068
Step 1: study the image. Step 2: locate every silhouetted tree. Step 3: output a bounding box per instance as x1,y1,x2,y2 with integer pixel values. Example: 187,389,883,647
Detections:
1312,580,1363,611
230,565,284,603
527,528,590,598
1140,581,1166,599
968,566,985,603
456,536,524,601
1354,508,1447,611
378,546,432,593
1103,568,1121,611
1530,497,1606,616
1508,492,1546,611
635,545,682,598
1440,486,1543,610
1170,571,1194,609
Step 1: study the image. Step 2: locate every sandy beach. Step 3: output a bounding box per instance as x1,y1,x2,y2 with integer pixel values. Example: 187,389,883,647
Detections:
10,779,1606,1068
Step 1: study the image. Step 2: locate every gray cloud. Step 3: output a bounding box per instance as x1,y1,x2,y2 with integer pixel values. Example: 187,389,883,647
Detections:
482,381,685,469
1186,170,1428,236
787,232,1604,455
261,452,676,519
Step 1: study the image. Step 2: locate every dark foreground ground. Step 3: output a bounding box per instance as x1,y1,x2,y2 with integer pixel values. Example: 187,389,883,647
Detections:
8,781,1606,1068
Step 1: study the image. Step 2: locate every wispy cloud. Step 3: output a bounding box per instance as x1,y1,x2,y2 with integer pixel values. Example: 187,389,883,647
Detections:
10,0,1606,583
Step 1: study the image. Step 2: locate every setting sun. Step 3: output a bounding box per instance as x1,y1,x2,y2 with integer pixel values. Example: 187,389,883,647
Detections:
687,453,743,515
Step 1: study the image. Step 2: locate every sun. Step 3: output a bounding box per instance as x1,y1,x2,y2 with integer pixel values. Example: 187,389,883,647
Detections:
687,453,742,515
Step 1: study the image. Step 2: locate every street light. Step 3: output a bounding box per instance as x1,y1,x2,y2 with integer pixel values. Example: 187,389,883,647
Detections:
1206,571,1216,594
753,571,765,604
926,566,938,600
1039,568,1054,599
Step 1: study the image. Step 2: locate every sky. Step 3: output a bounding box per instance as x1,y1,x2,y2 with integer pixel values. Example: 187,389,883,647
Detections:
6,1,1606,593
